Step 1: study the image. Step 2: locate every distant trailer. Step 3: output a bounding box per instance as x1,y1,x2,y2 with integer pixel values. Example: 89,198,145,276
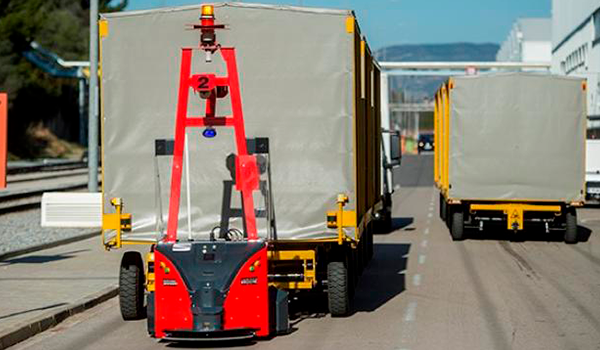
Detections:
434,73,586,243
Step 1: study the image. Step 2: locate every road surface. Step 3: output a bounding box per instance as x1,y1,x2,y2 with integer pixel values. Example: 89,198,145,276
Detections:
13,155,600,350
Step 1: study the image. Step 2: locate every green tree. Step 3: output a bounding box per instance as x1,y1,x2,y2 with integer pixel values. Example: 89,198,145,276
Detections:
0,0,126,158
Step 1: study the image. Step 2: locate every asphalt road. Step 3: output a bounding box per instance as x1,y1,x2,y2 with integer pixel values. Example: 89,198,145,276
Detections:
13,154,600,350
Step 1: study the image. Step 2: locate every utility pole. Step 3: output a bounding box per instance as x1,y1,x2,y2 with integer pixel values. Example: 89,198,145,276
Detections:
88,0,99,192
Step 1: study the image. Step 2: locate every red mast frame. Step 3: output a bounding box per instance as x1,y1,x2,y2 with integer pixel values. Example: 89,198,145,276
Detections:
165,12,259,242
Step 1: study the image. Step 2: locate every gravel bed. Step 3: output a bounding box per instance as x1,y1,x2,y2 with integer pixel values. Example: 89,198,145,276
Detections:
0,209,97,255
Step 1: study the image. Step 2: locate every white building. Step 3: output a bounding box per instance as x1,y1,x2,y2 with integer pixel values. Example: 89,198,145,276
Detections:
552,0,600,135
497,18,552,63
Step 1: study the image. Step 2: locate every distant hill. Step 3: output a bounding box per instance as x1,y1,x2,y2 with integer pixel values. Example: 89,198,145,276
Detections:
376,43,500,100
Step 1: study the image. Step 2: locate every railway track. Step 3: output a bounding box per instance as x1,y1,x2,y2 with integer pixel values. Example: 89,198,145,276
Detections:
7,160,87,175
1,162,96,214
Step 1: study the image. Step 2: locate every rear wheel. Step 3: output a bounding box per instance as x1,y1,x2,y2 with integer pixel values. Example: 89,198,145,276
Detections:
439,194,446,221
366,226,374,261
327,261,350,317
146,292,155,337
451,208,465,241
356,241,365,275
119,251,145,320
564,208,578,244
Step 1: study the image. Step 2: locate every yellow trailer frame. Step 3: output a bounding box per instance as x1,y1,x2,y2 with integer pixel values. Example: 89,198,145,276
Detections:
469,203,561,231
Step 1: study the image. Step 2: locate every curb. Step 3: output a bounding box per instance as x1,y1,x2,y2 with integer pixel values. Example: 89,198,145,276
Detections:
0,285,118,350
0,231,99,262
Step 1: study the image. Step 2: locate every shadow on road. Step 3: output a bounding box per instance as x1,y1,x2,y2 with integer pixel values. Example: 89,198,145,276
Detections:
374,217,415,235
165,339,257,348
391,217,414,231
0,302,67,321
276,243,411,327
353,243,410,313
0,249,90,266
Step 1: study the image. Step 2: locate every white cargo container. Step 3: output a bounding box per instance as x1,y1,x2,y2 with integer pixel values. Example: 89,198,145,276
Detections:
586,139,600,203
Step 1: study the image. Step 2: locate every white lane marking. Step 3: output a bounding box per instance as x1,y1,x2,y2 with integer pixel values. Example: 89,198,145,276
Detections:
418,254,426,264
412,274,421,286
421,239,428,248
394,184,401,190
404,301,418,322
424,227,430,235
427,213,433,218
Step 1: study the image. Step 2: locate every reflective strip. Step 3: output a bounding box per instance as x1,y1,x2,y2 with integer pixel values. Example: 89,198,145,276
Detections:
99,19,109,38
345,16,354,33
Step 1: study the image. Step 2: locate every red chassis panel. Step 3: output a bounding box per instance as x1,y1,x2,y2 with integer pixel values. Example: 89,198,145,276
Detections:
154,250,193,338
153,246,270,339
223,246,270,337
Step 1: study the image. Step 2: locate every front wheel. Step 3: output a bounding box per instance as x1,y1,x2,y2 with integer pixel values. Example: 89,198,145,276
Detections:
564,208,578,244
439,193,447,221
327,261,351,317
451,208,465,241
119,251,146,320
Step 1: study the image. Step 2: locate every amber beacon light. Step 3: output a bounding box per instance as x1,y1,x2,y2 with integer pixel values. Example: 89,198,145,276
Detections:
201,4,215,18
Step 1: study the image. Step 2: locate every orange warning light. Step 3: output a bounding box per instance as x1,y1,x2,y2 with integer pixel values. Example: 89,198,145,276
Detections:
201,5,214,18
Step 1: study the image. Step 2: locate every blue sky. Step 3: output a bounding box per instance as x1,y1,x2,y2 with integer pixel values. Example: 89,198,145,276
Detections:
126,0,551,50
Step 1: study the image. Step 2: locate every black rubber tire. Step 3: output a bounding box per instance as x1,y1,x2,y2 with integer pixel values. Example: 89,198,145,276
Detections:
384,212,393,232
119,251,145,320
356,240,365,275
366,227,374,262
564,208,578,244
146,292,155,337
439,193,446,221
348,252,357,297
451,209,465,241
327,261,351,317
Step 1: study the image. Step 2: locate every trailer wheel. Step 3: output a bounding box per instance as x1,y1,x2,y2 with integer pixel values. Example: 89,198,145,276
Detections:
439,193,445,220
357,240,365,275
564,208,578,244
367,225,373,261
119,251,145,320
327,261,350,317
450,209,465,241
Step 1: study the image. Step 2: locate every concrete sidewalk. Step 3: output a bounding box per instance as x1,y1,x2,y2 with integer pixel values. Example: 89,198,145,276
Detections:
0,236,146,349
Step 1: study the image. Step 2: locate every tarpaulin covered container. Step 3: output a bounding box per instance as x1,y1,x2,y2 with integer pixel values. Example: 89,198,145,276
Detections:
435,73,586,202
100,3,381,241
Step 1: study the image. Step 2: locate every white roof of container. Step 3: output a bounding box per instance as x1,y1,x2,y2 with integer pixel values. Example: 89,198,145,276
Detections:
516,18,551,42
102,2,353,18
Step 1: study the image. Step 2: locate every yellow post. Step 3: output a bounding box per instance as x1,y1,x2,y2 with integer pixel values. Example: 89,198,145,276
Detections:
433,92,439,185
443,81,451,194
440,85,447,192
337,194,348,245
102,197,132,249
